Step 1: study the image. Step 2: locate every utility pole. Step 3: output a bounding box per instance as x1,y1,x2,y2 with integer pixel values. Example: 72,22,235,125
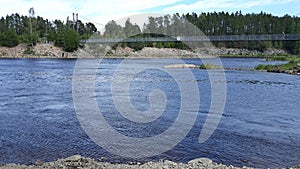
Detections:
72,13,78,32
76,13,79,33
29,7,35,47
72,13,75,30
45,19,48,44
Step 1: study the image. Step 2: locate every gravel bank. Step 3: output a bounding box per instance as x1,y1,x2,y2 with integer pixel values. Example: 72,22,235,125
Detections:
0,44,289,58
1,155,299,169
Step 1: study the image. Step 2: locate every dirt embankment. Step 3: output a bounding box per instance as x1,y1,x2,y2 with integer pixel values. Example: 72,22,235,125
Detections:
0,43,289,58
0,44,89,59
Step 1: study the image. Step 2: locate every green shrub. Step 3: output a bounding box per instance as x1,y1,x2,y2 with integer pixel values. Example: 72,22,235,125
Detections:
63,29,80,52
23,47,35,55
255,61,299,71
106,50,114,55
200,64,222,69
0,29,19,47
255,64,276,70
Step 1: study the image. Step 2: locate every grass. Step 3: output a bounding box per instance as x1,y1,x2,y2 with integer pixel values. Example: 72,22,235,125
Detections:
199,64,223,69
255,55,300,74
266,56,300,62
255,61,299,72
255,64,276,70
219,53,291,58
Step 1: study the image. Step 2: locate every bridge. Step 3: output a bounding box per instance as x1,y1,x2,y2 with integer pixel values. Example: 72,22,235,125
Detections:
81,34,300,43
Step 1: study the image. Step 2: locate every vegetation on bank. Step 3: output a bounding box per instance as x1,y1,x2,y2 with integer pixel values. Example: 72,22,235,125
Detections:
0,8,97,52
265,56,300,62
199,64,223,69
219,53,291,58
255,56,300,74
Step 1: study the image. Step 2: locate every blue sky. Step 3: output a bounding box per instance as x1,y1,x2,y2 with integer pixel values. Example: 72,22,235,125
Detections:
0,0,299,28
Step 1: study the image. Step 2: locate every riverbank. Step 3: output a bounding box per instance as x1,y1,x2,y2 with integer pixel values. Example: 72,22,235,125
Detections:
2,44,300,75
255,57,300,75
1,155,299,169
0,43,292,59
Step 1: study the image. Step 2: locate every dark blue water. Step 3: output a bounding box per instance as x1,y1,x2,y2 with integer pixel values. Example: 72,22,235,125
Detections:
0,58,299,168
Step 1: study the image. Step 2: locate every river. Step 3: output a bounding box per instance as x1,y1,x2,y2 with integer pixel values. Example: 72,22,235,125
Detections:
0,58,299,168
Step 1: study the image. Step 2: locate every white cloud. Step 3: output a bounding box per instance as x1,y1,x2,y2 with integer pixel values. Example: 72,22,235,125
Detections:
76,0,182,27
0,0,181,29
78,0,181,15
0,0,73,22
162,0,284,13
0,0,298,29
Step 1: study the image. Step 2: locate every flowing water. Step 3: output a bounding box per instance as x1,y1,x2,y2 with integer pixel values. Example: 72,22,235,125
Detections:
0,58,299,168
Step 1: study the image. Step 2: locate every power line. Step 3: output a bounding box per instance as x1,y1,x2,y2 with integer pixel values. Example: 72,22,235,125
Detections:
78,15,104,28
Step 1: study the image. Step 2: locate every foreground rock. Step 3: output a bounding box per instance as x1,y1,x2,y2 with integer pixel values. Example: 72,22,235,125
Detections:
0,156,248,169
1,155,299,169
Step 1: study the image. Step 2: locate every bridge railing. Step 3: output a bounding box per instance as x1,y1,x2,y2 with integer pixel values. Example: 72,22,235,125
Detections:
80,34,300,43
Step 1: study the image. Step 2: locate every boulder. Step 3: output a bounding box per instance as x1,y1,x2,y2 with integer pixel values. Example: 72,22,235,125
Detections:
35,160,43,166
64,155,82,162
188,158,213,166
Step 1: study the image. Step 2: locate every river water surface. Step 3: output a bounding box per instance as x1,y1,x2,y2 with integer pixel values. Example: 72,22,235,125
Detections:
0,58,299,168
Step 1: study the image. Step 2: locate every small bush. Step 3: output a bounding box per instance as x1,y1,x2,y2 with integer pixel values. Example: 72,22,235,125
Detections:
255,64,276,70
200,64,222,69
106,50,114,55
23,47,35,55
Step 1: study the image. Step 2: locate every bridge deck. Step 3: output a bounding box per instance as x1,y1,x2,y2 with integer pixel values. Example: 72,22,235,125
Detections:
81,34,300,43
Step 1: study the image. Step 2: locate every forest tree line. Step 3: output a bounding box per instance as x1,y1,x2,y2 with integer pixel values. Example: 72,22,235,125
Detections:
0,11,300,54
103,11,300,54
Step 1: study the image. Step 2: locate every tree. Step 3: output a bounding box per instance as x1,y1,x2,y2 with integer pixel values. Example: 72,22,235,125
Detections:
63,28,80,52
0,32,4,46
0,29,19,47
123,19,141,37
104,20,123,38
0,17,5,32
144,17,157,33
85,22,97,35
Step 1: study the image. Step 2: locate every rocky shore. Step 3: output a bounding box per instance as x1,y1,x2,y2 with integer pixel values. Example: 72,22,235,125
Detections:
2,155,299,169
103,47,288,58
0,43,289,59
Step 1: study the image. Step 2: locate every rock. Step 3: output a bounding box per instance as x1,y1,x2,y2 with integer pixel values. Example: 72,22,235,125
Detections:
99,157,105,161
188,158,213,166
297,63,300,68
285,70,295,74
0,156,297,169
163,64,199,69
35,160,43,166
241,159,248,163
163,160,177,167
64,155,82,162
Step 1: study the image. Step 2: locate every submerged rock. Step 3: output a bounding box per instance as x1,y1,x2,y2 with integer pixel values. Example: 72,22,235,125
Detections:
163,64,199,69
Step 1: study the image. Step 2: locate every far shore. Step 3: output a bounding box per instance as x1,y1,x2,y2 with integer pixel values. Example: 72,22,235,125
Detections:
0,53,294,59
2,44,300,75
0,43,296,59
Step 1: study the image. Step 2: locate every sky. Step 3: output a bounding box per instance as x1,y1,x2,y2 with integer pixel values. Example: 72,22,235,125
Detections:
0,0,299,30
